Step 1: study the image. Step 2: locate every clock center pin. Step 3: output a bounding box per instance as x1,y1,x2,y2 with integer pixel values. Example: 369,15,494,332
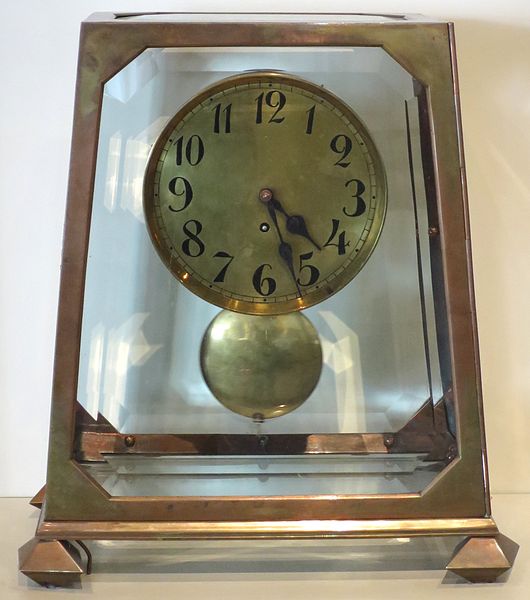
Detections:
258,188,273,203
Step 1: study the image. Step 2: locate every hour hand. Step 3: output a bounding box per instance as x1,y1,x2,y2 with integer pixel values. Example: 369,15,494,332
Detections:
286,214,321,251
260,189,321,251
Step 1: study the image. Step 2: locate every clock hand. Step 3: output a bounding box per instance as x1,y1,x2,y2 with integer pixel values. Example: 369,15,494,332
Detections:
278,239,302,298
285,215,321,251
260,190,302,298
262,190,321,251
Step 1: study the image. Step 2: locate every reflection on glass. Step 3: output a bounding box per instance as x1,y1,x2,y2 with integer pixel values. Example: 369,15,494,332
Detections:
89,455,440,496
87,534,461,577
77,46,452,497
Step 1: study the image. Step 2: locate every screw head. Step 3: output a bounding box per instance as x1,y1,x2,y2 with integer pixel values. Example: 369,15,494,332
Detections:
446,444,458,461
383,434,395,448
124,435,136,448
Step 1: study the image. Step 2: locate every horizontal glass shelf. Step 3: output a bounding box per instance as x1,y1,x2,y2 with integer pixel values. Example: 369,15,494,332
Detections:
84,454,443,496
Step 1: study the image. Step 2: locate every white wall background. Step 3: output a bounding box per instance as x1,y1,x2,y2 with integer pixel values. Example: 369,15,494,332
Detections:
0,1,528,497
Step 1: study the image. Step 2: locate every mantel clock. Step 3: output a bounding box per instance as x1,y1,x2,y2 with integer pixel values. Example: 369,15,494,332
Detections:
19,12,518,586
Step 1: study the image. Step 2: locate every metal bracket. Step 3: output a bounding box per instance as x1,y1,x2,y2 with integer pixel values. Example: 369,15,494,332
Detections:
74,395,456,462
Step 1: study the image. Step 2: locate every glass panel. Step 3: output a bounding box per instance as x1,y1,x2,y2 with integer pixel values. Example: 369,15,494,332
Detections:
86,535,462,575
117,14,410,23
88,454,439,496
77,46,453,496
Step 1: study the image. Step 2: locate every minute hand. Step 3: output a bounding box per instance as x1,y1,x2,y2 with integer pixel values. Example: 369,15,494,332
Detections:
266,201,302,298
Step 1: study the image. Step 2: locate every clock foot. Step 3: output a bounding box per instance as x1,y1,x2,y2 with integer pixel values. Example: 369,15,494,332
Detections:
18,538,85,587
29,484,46,509
446,533,519,583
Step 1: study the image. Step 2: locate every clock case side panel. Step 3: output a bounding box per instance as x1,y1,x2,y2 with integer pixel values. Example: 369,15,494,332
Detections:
41,16,492,529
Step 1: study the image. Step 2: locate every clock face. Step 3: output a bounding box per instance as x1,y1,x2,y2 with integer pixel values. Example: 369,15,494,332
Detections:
144,72,387,315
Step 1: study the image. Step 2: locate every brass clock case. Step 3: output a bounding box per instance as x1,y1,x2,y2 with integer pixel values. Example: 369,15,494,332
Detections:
18,12,518,587
144,71,387,315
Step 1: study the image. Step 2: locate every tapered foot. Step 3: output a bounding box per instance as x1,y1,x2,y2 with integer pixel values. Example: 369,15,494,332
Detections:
29,485,46,509
18,538,84,587
446,534,519,583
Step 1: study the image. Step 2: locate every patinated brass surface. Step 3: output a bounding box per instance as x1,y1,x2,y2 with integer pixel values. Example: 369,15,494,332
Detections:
29,485,46,509
37,13,495,531
446,534,520,583
18,538,84,587
75,396,455,461
14,13,521,587
36,515,499,540
76,430,450,460
144,72,387,315
200,310,322,418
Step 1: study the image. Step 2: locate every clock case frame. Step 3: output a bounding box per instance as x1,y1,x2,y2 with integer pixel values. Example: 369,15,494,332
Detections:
19,12,518,586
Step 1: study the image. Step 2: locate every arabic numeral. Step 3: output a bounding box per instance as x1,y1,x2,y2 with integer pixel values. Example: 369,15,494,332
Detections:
297,252,320,286
174,135,204,166
343,178,367,217
330,134,352,168
182,219,205,257
213,103,232,134
324,219,350,255
167,177,193,212
255,90,286,124
252,263,277,296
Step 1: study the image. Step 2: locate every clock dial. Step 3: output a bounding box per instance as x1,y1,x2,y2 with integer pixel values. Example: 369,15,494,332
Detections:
144,72,387,315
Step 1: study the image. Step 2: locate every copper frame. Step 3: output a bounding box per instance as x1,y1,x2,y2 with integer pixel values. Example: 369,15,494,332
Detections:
74,396,455,461
20,12,517,584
